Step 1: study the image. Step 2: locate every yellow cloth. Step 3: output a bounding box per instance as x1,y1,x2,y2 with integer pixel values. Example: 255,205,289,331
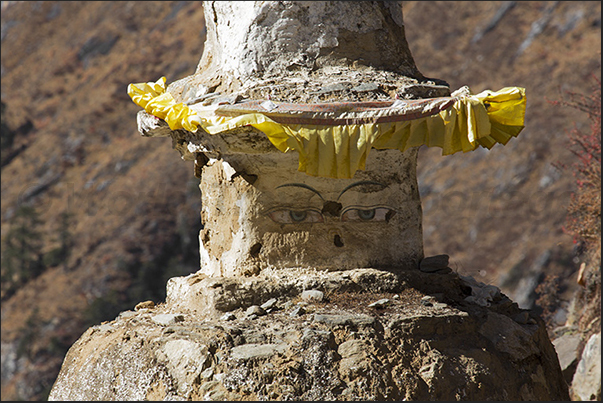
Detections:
127,77,202,132
127,77,526,179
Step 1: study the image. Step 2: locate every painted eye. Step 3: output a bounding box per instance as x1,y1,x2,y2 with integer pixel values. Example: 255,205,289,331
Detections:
268,209,324,224
357,209,375,220
341,207,396,222
290,210,307,222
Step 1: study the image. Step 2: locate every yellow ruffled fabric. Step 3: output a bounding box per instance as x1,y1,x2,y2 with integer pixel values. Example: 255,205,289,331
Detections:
127,77,526,179
127,77,202,132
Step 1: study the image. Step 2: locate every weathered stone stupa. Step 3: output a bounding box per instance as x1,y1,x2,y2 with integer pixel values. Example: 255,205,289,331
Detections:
49,2,569,401
133,1,525,280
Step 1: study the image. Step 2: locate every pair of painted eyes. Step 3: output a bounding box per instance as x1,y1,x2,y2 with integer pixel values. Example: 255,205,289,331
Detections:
268,207,394,223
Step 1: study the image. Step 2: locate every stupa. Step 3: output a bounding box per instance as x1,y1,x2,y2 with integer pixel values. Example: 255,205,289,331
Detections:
128,1,526,280
49,4,574,402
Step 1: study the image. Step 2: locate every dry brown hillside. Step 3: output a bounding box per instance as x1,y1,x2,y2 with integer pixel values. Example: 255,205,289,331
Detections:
405,0,600,309
1,1,600,401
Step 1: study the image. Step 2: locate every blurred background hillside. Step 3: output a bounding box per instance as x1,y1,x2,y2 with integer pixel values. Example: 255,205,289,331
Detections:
1,1,600,400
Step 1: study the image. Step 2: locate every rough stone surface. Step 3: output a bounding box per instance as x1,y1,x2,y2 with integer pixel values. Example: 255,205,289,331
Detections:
48,268,570,401
167,1,442,104
419,254,450,273
553,332,582,384
570,332,601,401
460,275,505,308
158,339,210,397
143,140,423,276
186,148,425,278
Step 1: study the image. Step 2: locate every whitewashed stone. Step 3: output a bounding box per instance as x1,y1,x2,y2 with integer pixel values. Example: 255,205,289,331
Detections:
571,333,601,401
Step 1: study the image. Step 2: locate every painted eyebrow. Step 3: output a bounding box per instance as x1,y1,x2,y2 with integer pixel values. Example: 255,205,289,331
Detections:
275,183,324,200
337,181,386,200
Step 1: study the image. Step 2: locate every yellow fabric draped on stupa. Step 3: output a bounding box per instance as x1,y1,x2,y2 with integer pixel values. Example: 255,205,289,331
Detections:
127,76,203,132
127,77,526,179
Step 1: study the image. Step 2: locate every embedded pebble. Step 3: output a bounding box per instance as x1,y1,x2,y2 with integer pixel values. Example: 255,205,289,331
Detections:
201,367,214,380
231,343,287,361
420,297,434,307
246,305,266,317
301,289,324,302
96,323,114,333
289,306,306,317
135,300,155,311
151,313,184,326
368,298,390,309
313,313,375,327
261,298,278,311
118,311,137,320
352,82,380,93
233,335,246,346
317,83,348,94
220,312,236,321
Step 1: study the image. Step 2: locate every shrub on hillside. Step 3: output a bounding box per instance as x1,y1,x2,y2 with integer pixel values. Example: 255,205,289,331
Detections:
552,75,601,248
